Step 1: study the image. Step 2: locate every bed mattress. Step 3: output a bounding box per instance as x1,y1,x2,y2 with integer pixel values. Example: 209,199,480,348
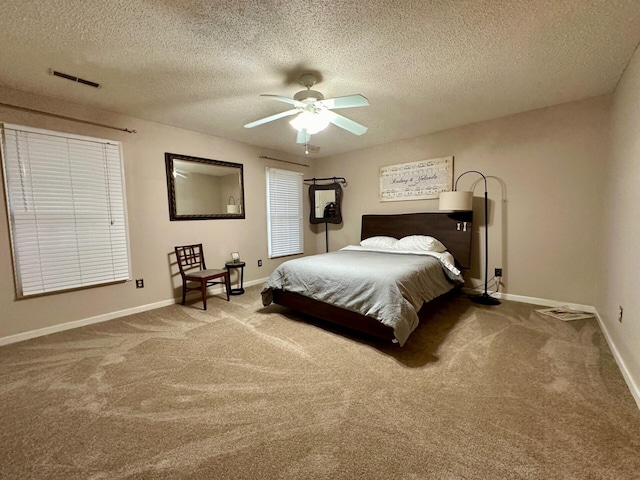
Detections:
261,247,462,345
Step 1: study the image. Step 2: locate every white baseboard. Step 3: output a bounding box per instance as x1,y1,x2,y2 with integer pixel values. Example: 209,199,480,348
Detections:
462,287,597,312
463,287,640,411
0,298,178,346
591,311,640,411
0,277,270,347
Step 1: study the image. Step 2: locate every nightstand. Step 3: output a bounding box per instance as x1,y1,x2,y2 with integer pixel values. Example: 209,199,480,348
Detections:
224,261,246,295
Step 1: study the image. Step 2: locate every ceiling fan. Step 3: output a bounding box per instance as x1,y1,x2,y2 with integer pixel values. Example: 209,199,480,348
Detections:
243,74,369,145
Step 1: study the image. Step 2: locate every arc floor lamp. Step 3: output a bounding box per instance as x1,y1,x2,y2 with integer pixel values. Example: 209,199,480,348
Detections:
439,170,501,306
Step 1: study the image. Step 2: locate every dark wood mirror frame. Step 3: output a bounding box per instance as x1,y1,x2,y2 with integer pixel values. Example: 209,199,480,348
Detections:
309,183,343,225
165,152,245,221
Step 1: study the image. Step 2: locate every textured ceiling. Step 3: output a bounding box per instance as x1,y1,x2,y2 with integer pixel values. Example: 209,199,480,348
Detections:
1,0,639,158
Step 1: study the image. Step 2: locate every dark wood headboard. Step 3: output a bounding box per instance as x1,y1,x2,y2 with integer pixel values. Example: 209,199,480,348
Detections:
361,212,473,269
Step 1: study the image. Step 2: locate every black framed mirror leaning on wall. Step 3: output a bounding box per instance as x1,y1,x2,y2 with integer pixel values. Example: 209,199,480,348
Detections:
309,183,343,225
165,153,245,220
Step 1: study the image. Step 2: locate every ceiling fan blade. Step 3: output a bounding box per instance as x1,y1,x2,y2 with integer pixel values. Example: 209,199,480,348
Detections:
324,110,368,135
318,94,369,109
244,109,299,129
296,128,310,144
260,94,305,108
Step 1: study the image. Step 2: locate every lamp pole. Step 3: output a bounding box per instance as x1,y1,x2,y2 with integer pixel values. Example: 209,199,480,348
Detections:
454,171,501,306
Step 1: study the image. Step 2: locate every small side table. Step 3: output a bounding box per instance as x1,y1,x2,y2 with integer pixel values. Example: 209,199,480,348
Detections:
225,261,246,295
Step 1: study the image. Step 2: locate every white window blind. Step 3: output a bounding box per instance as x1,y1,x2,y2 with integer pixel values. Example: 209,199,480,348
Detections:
1,124,131,297
266,167,303,258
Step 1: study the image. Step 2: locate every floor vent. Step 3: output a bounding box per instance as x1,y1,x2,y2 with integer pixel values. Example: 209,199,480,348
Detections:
51,70,100,88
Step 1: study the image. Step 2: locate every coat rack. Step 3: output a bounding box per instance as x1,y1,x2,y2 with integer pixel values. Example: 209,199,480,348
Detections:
304,177,347,252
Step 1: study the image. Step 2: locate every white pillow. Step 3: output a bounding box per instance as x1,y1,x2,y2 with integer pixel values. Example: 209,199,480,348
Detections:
360,236,398,249
395,235,447,253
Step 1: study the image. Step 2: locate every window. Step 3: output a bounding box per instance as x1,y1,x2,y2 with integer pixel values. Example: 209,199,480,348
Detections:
1,124,131,297
266,167,303,258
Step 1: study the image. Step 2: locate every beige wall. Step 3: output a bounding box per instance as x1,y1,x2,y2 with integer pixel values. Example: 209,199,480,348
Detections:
599,45,640,397
0,86,317,339
313,96,610,305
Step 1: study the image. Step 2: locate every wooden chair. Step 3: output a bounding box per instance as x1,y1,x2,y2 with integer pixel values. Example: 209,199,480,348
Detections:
174,244,230,310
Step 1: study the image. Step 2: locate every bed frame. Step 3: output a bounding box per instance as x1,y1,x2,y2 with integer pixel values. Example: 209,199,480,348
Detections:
272,211,473,342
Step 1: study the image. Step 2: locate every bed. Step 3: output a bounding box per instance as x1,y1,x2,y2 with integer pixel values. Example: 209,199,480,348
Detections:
261,212,473,345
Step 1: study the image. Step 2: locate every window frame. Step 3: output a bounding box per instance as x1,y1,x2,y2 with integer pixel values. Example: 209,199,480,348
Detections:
266,167,304,258
0,123,132,298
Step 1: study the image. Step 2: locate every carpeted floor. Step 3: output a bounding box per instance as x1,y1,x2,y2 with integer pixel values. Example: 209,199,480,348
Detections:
1,286,639,479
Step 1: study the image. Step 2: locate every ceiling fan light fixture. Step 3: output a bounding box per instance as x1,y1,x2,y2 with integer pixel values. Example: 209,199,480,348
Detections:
293,89,324,103
289,110,330,134
245,73,368,137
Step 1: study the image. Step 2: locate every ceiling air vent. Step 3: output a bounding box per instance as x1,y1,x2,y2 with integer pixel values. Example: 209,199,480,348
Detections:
51,69,100,88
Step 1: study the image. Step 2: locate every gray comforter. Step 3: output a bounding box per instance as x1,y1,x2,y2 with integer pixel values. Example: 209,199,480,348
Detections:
261,248,463,346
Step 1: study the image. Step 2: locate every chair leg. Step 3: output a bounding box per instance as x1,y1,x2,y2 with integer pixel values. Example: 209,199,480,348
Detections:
181,279,187,305
224,273,230,301
201,280,207,310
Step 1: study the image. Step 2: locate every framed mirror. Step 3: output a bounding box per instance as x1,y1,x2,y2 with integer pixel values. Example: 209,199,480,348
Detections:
309,183,343,225
165,152,245,220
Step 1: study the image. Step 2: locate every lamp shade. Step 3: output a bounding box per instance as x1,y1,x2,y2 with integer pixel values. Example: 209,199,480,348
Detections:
439,191,473,211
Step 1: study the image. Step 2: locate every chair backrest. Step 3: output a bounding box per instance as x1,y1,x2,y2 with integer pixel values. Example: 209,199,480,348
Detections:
175,244,207,277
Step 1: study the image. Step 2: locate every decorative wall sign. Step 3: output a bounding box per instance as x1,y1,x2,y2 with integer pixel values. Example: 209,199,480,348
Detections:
379,156,453,202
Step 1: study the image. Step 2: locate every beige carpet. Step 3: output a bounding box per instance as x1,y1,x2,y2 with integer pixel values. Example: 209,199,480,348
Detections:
1,286,639,479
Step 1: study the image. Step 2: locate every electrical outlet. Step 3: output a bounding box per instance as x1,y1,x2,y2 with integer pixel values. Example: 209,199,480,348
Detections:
136,279,144,288
618,306,624,323
258,259,262,267
495,268,503,277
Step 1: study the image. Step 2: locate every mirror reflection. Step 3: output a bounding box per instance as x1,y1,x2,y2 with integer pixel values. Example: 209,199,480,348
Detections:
165,153,245,220
309,183,343,224
314,190,336,219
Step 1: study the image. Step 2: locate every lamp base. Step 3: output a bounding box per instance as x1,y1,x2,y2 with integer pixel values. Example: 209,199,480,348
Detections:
471,292,501,306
